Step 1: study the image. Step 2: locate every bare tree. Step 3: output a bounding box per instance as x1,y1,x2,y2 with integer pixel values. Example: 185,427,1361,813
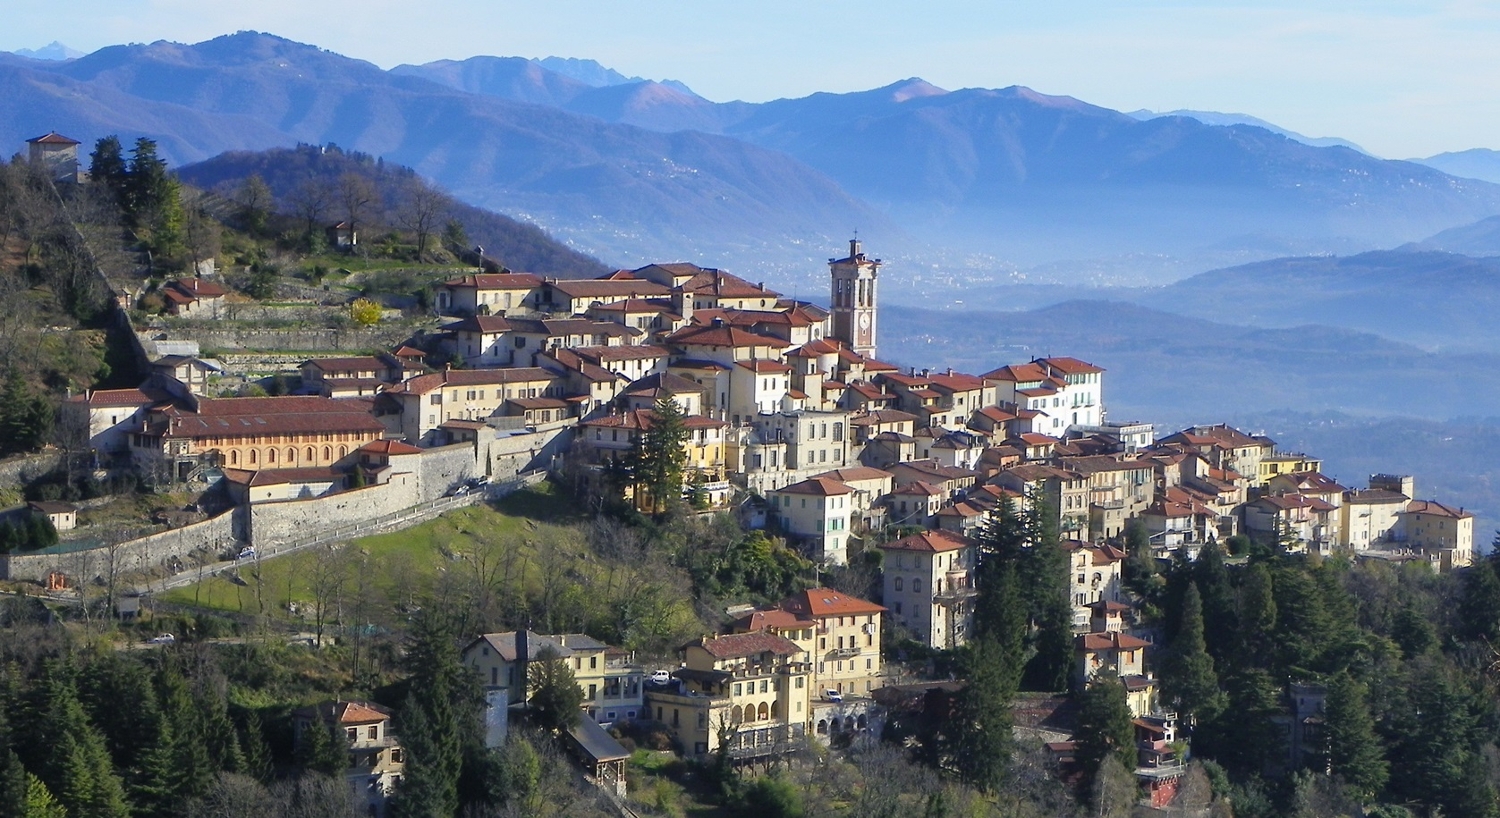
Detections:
182,188,223,275
307,544,350,648
396,177,447,261
336,173,378,253
287,177,331,249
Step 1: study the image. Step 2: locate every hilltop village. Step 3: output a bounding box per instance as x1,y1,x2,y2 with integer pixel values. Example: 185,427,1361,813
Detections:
2,132,1492,818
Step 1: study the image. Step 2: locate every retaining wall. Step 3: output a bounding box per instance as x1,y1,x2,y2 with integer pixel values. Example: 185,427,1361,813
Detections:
0,453,62,491
0,511,238,583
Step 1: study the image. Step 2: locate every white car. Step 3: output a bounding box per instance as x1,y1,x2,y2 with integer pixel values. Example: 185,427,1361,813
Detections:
148,633,175,645
824,689,843,703
649,669,673,685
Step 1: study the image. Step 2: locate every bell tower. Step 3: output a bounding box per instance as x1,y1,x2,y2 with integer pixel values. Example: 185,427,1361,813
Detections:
829,238,880,358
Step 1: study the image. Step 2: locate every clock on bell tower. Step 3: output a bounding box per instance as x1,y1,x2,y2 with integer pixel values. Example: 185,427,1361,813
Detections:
829,238,880,358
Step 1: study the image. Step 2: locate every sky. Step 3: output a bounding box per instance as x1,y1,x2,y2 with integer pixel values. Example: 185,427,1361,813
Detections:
5,0,1500,158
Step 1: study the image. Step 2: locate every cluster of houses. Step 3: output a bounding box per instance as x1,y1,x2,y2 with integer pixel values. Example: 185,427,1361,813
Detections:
49,235,1481,811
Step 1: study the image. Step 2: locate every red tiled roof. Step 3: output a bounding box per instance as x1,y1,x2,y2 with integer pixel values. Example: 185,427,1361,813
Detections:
890,480,944,496
813,467,893,483
68,387,173,408
579,408,726,431
733,609,815,632
548,279,671,298
880,530,974,553
774,477,853,496
1076,632,1150,651
450,315,513,333
1406,500,1473,519
779,587,885,617
442,273,543,289
665,324,789,348
28,132,81,145
694,631,803,659
387,367,557,395
359,439,422,455
736,360,792,373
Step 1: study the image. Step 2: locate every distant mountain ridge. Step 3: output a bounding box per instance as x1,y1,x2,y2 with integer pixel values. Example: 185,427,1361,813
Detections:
8,42,83,61
1412,148,1500,185
6,31,1500,288
1127,109,1368,153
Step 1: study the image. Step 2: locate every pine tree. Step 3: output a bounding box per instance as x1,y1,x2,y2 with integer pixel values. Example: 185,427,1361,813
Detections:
240,711,273,783
0,708,27,818
1122,518,1156,595
1020,499,1072,691
1198,666,1284,774
1324,671,1388,801
89,137,129,207
156,667,213,801
293,712,347,777
629,398,689,515
1458,559,1500,644
25,665,131,818
527,644,583,732
1074,676,1137,780
1192,539,1237,660
24,774,68,818
1159,582,1224,725
949,635,1016,793
1273,566,1331,674
389,612,477,818
1235,562,1277,672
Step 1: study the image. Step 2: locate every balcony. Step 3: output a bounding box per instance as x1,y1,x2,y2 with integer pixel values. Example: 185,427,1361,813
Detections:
832,646,862,658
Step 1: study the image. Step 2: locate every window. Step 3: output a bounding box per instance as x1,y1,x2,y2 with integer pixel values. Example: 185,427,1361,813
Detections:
588,684,597,701
346,728,358,741
894,577,903,592
368,726,379,740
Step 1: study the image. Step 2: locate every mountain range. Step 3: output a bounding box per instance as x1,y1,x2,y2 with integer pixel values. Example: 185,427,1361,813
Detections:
5,31,1500,292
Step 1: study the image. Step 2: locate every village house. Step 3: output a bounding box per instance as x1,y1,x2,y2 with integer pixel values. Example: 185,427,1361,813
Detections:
1156,424,1274,483
1062,541,1126,629
1244,493,1338,553
130,395,385,480
376,367,565,444
983,357,1105,435
812,467,894,530
575,408,729,494
1396,500,1475,569
160,277,228,318
645,631,811,761
1340,476,1410,550
28,501,77,533
300,356,402,398
767,477,855,564
63,387,175,457
292,701,404,817
777,587,886,697
539,276,673,316
462,631,645,727
434,272,544,316
148,355,224,396
878,530,977,650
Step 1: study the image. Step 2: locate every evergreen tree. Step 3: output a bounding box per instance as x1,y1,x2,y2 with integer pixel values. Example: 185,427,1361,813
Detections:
24,664,131,818
1122,518,1156,595
972,555,1026,670
1324,670,1388,802
629,398,689,515
156,667,214,802
1199,666,1284,774
1020,499,1072,691
0,709,28,817
0,368,53,456
293,712,347,777
24,774,68,818
1458,559,1500,644
1390,603,1438,659
1273,566,1332,674
948,635,1016,793
1235,562,1277,672
1075,676,1136,779
89,137,129,207
1193,539,1237,660
1159,582,1223,725
26,516,57,550
240,710,273,783
389,612,476,818
527,644,583,732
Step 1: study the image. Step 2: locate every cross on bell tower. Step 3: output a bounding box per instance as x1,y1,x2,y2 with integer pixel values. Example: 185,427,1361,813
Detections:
828,237,880,358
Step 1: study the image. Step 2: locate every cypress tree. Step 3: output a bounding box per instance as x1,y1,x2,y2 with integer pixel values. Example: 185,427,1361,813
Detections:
1273,567,1331,674
1021,499,1072,691
389,612,476,818
1075,676,1137,782
1193,539,1237,659
1159,582,1223,725
527,645,583,732
1324,670,1388,801
89,136,129,207
949,635,1016,793
1235,563,1277,672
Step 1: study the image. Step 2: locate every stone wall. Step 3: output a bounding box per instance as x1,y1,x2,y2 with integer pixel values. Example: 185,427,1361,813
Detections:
246,477,416,548
484,427,572,479
0,452,62,491
416,444,480,503
0,511,238,583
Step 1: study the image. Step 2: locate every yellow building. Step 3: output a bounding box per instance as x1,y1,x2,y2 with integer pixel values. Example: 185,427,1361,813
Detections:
1258,453,1323,486
462,631,645,726
133,396,385,477
776,588,885,697
644,632,811,761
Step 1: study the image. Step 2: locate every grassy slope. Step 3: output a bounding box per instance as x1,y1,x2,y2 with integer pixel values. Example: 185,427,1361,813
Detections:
162,484,584,617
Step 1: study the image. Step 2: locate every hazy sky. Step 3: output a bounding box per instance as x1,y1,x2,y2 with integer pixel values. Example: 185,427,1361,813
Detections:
5,0,1500,158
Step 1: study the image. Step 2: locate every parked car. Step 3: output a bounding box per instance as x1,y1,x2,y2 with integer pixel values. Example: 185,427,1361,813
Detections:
236,546,256,560
148,633,175,645
649,669,673,685
824,689,843,703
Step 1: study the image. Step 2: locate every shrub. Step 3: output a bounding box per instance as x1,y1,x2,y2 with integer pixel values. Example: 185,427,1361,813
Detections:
349,298,382,326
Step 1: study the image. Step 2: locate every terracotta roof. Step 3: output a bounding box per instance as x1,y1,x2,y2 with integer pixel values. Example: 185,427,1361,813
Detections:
982,362,1050,383
579,408,726,431
573,344,669,362
358,439,422,455
222,467,344,487
665,324,789,349
28,500,76,514
694,631,803,659
621,372,705,398
68,387,173,408
548,279,671,298
1038,356,1104,375
736,360,792,373
165,277,227,299
387,367,556,395
158,397,384,440
28,132,81,145
773,477,853,496
850,409,919,426
880,530,974,553
890,480,944,496
294,700,393,726
733,609,815,632
813,467,893,483
928,372,987,392
1406,500,1472,519
677,269,780,299
450,315,513,333
1345,489,1408,504
508,397,569,410
1076,632,1150,651
303,356,388,373
442,273,543,289
779,587,885,618
1087,600,1131,613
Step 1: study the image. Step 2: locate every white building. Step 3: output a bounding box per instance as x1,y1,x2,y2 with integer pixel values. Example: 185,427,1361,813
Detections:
768,476,855,565
878,530,977,650
981,357,1105,434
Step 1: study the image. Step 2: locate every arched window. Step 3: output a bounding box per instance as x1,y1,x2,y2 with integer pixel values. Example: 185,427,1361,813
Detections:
323,446,331,460
757,702,769,721
743,705,755,723
249,449,257,465
817,719,828,735
731,705,743,724
306,446,315,462
338,445,347,457
267,448,276,464
913,578,923,593
770,700,780,718
286,447,296,463
230,450,238,465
